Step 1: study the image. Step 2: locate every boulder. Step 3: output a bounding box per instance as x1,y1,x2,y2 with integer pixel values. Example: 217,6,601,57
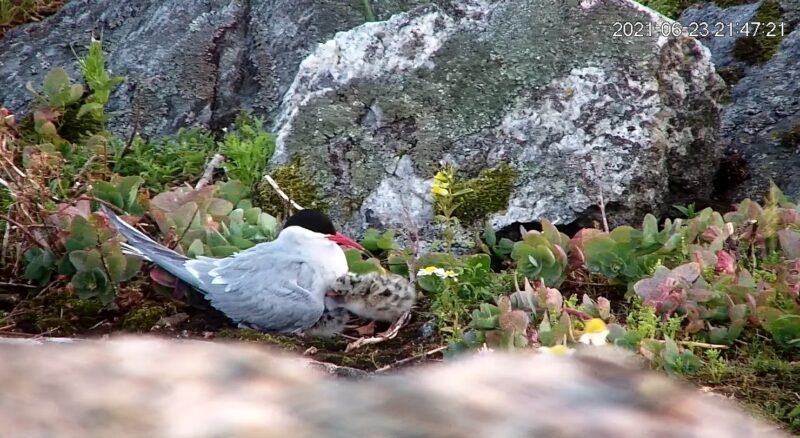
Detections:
0,0,433,137
0,0,727,246
679,1,800,201
270,0,725,246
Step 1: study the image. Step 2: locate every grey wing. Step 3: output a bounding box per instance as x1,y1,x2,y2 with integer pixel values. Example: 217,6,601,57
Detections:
185,251,326,333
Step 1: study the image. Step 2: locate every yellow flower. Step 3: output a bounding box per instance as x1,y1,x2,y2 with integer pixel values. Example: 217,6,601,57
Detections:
539,345,576,356
431,185,449,197
434,170,450,183
579,318,609,346
443,270,458,279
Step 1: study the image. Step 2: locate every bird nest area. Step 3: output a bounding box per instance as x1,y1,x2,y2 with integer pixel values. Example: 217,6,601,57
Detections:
0,279,447,373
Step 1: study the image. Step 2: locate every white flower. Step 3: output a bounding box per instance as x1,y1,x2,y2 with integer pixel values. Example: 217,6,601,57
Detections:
579,318,610,346
538,345,576,356
417,266,448,278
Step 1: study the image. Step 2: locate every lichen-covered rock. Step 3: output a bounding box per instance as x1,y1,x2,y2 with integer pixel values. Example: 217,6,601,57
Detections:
0,336,788,437
0,0,439,137
680,2,800,201
272,0,725,245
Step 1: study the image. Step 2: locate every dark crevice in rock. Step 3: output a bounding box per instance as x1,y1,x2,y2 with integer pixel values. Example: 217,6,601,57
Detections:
494,202,624,242
208,2,250,132
711,150,752,202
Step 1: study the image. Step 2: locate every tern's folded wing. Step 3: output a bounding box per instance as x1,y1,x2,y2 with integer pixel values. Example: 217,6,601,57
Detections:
185,249,326,332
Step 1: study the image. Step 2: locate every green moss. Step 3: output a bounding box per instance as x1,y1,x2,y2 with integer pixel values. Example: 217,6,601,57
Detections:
121,303,177,332
452,163,518,224
634,0,697,19
732,0,785,65
217,328,305,350
714,0,759,6
776,123,800,149
17,293,106,336
256,156,329,217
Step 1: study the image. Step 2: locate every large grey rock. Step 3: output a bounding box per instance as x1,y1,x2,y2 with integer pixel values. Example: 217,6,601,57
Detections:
679,2,800,201
0,336,788,437
721,28,800,201
0,0,435,137
272,0,725,245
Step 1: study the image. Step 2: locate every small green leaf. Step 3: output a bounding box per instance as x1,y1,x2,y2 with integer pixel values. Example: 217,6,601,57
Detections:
65,217,99,252
68,84,84,103
377,230,396,251
417,273,445,294
42,68,70,99
23,248,56,285
92,181,125,209
344,248,383,274
77,102,104,118
187,239,205,258
209,245,240,257
116,176,145,212
208,198,234,217
243,207,261,225
483,222,497,247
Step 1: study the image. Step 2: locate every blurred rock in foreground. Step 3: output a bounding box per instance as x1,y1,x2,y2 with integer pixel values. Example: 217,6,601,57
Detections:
0,336,788,438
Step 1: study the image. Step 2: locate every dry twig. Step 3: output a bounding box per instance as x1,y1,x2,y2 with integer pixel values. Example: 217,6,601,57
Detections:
261,174,304,211
195,154,226,190
345,310,411,353
375,345,447,373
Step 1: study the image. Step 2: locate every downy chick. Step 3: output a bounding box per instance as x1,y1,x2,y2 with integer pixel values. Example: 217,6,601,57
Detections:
326,272,417,323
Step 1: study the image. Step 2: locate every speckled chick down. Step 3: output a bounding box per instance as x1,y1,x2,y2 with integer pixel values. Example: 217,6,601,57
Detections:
327,272,417,322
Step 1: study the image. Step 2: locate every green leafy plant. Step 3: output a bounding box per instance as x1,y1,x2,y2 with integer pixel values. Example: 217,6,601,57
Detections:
479,222,515,262
460,296,530,351
74,38,125,125
113,128,218,191
220,114,275,189
148,180,276,258
673,202,698,219
431,163,473,253
92,175,146,216
22,200,142,304
511,219,570,287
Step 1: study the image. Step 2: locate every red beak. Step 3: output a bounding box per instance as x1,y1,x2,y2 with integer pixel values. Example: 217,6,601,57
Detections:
327,232,365,251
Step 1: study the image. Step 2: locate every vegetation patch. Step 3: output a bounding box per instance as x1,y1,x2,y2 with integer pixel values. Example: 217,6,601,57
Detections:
634,0,698,19
732,0,785,65
0,0,63,38
452,163,518,224
122,302,178,332
776,122,800,149
255,156,329,218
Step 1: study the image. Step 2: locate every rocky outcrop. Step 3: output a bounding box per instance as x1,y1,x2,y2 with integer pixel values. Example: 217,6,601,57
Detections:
680,1,800,201
0,336,788,437
0,0,436,137
0,0,728,245
271,0,725,245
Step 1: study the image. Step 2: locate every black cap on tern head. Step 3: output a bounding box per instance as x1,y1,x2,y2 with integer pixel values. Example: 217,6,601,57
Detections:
283,209,337,236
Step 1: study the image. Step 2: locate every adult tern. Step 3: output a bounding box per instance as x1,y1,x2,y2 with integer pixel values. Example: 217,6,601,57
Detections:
101,206,364,334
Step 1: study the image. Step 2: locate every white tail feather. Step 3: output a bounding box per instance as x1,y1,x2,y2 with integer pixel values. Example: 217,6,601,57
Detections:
121,242,149,260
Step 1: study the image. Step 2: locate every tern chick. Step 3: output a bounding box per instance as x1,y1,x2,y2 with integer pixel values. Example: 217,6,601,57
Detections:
326,272,417,322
